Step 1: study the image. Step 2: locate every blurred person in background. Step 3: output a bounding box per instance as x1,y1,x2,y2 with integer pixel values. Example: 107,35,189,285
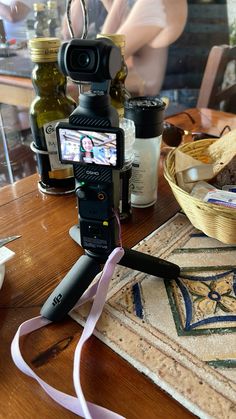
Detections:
62,0,188,96
0,0,32,42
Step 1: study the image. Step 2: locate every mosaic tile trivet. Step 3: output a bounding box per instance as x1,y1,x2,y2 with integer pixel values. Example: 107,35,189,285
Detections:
71,213,236,419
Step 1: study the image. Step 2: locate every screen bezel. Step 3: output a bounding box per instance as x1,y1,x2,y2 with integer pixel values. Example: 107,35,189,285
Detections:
56,123,124,169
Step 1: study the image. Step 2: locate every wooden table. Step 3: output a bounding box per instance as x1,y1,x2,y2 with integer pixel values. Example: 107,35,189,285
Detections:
0,49,34,107
1,108,236,419
0,74,34,108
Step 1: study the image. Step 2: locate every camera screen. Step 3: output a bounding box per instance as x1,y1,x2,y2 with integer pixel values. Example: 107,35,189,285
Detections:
57,127,120,167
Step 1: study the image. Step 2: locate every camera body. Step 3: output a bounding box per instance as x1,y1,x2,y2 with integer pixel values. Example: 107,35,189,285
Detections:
58,37,122,83
56,38,123,259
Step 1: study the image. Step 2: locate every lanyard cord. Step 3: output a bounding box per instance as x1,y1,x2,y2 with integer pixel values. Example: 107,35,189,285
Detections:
66,0,88,39
11,246,125,418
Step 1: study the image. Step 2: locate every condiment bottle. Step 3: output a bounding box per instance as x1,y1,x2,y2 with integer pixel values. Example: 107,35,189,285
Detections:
29,37,76,194
47,1,60,38
97,33,133,220
97,33,131,118
33,3,49,38
125,97,166,208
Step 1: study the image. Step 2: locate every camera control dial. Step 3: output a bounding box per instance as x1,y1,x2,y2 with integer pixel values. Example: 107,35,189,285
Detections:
76,187,86,199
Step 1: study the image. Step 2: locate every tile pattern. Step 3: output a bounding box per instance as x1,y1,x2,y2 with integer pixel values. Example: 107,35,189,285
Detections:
71,213,236,419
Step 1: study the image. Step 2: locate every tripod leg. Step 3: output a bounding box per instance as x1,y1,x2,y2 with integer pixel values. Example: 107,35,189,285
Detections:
41,255,102,322
68,226,180,279
119,248,180,279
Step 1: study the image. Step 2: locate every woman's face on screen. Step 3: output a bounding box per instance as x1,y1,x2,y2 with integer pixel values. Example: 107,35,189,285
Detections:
82,137,94,152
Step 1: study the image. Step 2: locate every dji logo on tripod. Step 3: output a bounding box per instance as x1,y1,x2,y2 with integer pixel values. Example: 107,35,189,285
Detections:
52,293,63,306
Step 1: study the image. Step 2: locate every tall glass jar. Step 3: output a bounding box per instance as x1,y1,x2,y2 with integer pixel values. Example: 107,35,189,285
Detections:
29,37,76,194
125,97,166,208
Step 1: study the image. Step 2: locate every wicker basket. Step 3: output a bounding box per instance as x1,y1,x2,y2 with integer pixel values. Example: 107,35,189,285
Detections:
163,139,236,244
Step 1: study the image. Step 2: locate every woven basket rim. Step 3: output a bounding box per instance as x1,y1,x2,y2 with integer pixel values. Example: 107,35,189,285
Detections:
163,139,236,218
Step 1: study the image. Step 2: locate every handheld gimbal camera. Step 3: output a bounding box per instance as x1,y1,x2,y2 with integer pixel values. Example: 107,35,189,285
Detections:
41,37,180,322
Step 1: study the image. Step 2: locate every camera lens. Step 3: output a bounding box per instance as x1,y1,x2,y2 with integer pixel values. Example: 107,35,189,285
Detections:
77,52,90,68
69,47,96,72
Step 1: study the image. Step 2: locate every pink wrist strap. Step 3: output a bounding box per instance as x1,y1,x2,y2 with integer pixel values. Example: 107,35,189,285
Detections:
11,247,125,419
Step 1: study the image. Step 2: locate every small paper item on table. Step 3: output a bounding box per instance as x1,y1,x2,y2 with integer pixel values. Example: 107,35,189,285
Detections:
207,129,236,173
0,246,15,289
191,181,236,208
175,129,236,193
175,150,212,192
206,131,236,188
0,246,15,264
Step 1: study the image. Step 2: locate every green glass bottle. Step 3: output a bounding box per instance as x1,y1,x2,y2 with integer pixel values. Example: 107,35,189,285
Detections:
29,37,76,194
47,1,60,38
33,3,49,38
97,33,131,118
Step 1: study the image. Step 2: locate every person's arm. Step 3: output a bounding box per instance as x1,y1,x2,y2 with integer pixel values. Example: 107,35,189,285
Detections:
118,24,162,59
102,0,188,60
101,0,113,12
0,1,30,22
102,0,130,35
148,0,188,49
102,0,163,59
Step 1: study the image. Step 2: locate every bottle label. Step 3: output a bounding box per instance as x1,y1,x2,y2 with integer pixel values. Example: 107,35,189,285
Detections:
43,119,73,179
131,144,158,207
119,163,132,220
131,153,143,194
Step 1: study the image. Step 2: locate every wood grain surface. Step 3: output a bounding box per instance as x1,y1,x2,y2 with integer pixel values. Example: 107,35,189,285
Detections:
1,108,236,419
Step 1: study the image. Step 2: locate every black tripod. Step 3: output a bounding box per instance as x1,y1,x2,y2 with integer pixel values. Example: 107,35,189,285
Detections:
41,219,180,322
41,86,180,322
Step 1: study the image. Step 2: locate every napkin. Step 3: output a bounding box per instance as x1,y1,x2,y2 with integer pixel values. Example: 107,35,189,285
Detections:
0,246,15,289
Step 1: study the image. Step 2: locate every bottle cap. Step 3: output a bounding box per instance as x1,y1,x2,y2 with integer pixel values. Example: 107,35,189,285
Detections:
47,1,57,9
97,33,125,55
28,37,60,62
33,3,46,12
124,96,166,138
